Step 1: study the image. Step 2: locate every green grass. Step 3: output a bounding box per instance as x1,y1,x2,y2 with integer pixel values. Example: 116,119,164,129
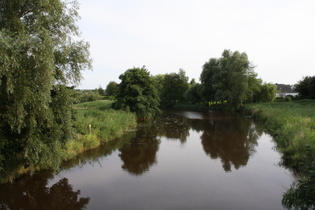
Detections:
245,100,315,208
245,100,315,167
64,100,137,159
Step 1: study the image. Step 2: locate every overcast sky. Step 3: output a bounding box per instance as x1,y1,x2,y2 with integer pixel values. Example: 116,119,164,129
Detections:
76,0,315,89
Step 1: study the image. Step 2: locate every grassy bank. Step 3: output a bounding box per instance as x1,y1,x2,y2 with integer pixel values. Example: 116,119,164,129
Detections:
1,100,136,183
245,100,315,167
244,100,315,208
66,100,137,160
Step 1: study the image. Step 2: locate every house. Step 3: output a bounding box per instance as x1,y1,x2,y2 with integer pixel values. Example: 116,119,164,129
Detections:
275,83,298,98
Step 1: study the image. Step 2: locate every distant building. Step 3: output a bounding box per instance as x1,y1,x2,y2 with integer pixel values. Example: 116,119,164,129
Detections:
275,83,298,98
276,92,299,98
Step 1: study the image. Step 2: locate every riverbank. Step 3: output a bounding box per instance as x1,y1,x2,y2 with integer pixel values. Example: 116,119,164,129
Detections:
67,100,137,159
244,100,315,208
1,100,137,183
245,100,315,168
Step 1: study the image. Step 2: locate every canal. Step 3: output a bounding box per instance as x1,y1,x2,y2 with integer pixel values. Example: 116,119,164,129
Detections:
0,110,292,209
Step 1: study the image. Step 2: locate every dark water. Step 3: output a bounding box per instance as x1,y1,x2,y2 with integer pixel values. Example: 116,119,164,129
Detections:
0,110,292,210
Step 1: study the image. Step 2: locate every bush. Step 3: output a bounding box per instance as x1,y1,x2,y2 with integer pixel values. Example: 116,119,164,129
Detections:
75,90,103,103
285,95,293,102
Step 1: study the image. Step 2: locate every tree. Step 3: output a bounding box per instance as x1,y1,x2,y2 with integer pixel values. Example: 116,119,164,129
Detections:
200,49,260,108
244,73,262,104
184,83,203,104
295,76,315,99
105,81,118,96
152,74,165,96
215,50,250,107
200,58,219,103
160,69,190,107
0,0,91,172
253,83,277,102
97,86,105,96
112,67,161,119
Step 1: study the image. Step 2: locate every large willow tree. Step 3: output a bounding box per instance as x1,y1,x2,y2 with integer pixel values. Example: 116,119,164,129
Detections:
0,0,91,173
200,49,260,108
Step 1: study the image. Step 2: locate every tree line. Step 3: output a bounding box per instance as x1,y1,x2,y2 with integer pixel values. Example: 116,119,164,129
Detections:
110,50,279,118
108,50,314,118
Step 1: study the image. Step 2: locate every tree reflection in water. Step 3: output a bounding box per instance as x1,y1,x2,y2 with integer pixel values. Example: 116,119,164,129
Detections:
156,112,190,144
157,110,261,172
0,171,89,209
119,121,160,175
199,112,259,172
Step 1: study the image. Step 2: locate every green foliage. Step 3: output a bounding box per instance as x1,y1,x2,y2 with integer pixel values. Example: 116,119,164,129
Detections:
0,0,91,177
105,81,118,96
97,86,106,96
282,146,315,209
112,67,161,118
159,69,190,107
152,74,165,96
245,73,263,103
200,49,261,109
284,95,293,102
200,58,218,103
184,83,203,104
253,83,277,102
75,90,102,103
295,76,315,99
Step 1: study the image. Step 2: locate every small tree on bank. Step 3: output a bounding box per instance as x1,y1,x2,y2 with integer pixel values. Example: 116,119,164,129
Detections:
159,69,190,107
105,81,118,96
112,67,161,119
254,83,277,102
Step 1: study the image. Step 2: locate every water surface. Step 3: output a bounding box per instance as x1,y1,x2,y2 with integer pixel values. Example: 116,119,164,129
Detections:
0,110,292,209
